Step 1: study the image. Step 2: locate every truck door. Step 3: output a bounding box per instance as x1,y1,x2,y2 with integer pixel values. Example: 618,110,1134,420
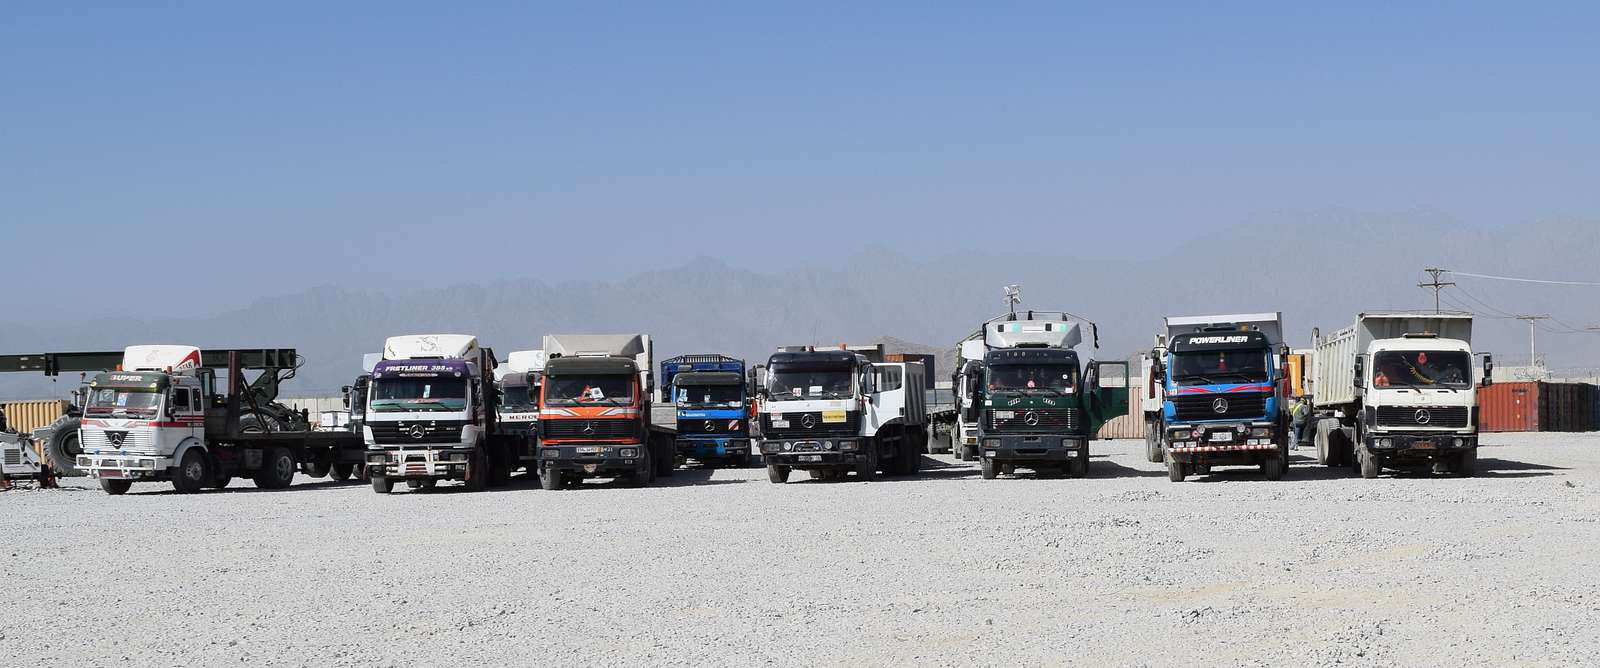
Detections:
169,386,200,439
1085,361,1130,435
865,364,906,432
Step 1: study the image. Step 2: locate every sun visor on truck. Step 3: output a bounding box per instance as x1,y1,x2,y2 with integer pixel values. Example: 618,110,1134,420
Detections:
544,357,637,375
672,371,743,386
371,359,472,379
1169,331,1271,354
88,371,170,390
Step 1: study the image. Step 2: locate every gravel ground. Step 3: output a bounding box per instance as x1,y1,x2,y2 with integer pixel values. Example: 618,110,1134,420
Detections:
6,433,1600,666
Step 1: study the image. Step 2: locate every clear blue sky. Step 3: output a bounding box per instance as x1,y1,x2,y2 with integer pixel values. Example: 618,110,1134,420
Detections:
3,2,1597,318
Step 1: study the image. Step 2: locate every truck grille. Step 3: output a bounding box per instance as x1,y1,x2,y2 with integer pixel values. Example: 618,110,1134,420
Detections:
761,412,860,439
368,420,467,445
1376,406,1469,429
986,408,1081,433
542,418,636,439
1171,393,1269,421
81,429,159,455
677,419,745,435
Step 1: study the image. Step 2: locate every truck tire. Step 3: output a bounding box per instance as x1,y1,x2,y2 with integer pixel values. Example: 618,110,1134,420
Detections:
253,447,296,489
960,442,977,462
170,448,210,494
538,465,566,490
45,417,84,476
855,443,879,481
1145,424,1163,463
209,474,232,490
1262,454,1287,481
1000,463,1015,476
100,479,133,495
464,449,488,492
329,463,354,481
1358,447,1381,479
301,460,332,478
766,463,790,484
370,476,393,494
1166,454,1186,482
1069,456,1089,478
1452,449,1477,477
980,457,997,480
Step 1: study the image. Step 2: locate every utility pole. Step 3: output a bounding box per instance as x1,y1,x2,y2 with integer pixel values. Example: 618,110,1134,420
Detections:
1515,315,1550,367
1419,267,1455,314
1004,284,1021,316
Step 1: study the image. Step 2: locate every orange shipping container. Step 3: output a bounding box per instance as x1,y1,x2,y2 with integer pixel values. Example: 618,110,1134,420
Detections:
1478,382,1540,432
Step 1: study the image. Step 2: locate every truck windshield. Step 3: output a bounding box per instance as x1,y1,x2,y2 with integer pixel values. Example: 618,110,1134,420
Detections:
1373,350,1471,388
677,384,743,407
987,364,1077,393
501,383,536,409
1172,350,1269,386
545,375,634,406
370,378,468,412
768,370,852,401
85,389,161,418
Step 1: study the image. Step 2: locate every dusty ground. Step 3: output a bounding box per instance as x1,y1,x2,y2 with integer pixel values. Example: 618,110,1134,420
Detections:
5,433,1599,666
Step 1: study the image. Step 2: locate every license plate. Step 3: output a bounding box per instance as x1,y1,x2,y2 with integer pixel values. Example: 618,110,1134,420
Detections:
576,447,601,454
100,469,124,478
1208,432,1233,443
994,410,1015,419
1413,440,1435,449
771,420,789,429
798,455,822,462
822,410,846,424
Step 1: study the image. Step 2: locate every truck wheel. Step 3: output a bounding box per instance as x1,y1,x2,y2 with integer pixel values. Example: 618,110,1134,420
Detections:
765,463,789,483
538,465,566,491
732,453,750,469
329,463,354,481
171,448,210,494
100,479,133,495
1262,455,1286,481
301,460,332,478
855,444,879,481
980,458,997,480
1069,456,1089,479
370,476,393,494
464,450,488,492
1358,447,1381,479
1166,454,1186,482
1145,426,1163,463
1453,449,1477,477
1193,463,1212,476
253,447,296,489
1000,463,1015,476
209,472,232,489
45,418,84,476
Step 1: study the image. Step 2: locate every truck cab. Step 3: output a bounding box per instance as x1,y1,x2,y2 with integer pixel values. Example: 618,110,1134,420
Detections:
663,354,751,468
962,313,1127,479
79,353,212,492
534,333,674,490
363,334,509,492
950,339,987,461
757,348,928,483
1355,334,1481,474
1157,323,1290,482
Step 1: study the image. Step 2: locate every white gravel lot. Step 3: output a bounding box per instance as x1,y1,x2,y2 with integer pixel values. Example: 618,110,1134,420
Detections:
5,433,1600,667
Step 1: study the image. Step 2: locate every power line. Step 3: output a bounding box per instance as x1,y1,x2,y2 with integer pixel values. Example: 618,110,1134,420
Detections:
1449,270,1600,287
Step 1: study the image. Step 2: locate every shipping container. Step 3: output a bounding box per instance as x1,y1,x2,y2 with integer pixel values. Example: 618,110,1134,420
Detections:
2,399,69,434
1477,382,1600,432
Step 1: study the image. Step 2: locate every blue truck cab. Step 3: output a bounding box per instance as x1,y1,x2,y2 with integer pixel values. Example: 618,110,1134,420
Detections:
662,354,752,468
1154,315,1291,482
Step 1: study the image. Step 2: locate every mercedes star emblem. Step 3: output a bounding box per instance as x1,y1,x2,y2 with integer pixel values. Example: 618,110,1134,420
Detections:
1212,398,1229,414
801,414,817,429
704,420,716,432
407,424,426,440
583,422,595,434
1023,411,1040,426
1414,409,1431,425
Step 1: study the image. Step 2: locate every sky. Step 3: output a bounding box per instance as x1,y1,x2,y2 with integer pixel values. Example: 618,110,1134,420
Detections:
3,2,1599,319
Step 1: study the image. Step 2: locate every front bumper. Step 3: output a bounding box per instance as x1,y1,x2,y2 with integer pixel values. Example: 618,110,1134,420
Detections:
539,444,648,478
366,447,472,480
1365,432,1476,457
77,453,174,480
977,434,1086,462
759,438,865,468
676,437,749,459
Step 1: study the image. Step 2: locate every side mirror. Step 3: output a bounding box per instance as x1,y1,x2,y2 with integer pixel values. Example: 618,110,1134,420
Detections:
1353,357,1366,389
1482,354,1494,387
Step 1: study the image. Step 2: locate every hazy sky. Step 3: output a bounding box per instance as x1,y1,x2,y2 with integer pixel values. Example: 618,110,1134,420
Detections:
4,3,1598,319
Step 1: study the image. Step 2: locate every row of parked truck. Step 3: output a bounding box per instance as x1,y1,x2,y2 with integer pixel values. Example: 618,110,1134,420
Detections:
0,303,1494,495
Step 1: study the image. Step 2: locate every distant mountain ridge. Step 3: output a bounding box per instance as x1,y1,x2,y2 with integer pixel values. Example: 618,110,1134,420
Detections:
3,212,1597,399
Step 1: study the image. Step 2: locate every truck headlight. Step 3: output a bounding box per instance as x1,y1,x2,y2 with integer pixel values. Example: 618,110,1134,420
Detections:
619,448,638,458
839,440,858,452
983,438,1000,448
1251,427,1271,438
541,448,561,458
822,441,835,451
782,442,794,451
1377,438,1393,448
1190,428,1204,440
1453,438,1466,447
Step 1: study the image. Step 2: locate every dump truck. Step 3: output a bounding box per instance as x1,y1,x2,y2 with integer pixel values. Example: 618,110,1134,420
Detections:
757,345,929,483
956,311,1127,479
1148,313,1292,482
363,334,514,493
3,346,363,494
662,354,753,468
1310,313,1488,478
534,334,675,489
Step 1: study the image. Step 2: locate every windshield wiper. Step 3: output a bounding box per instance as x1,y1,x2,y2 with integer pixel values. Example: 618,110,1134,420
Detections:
1175,375,1216,385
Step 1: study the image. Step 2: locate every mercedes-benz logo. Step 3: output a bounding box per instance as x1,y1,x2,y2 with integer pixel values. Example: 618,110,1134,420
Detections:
1023,411,1040,426
1414,409,1431,425
703,420,716,432
106,431,127,446
801,414,817,429
583,422,595,434
407,424,426,440
1212,398,1229,414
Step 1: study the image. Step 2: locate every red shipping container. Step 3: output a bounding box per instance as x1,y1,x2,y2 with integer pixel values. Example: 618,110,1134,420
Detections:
1477,381,1540,432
